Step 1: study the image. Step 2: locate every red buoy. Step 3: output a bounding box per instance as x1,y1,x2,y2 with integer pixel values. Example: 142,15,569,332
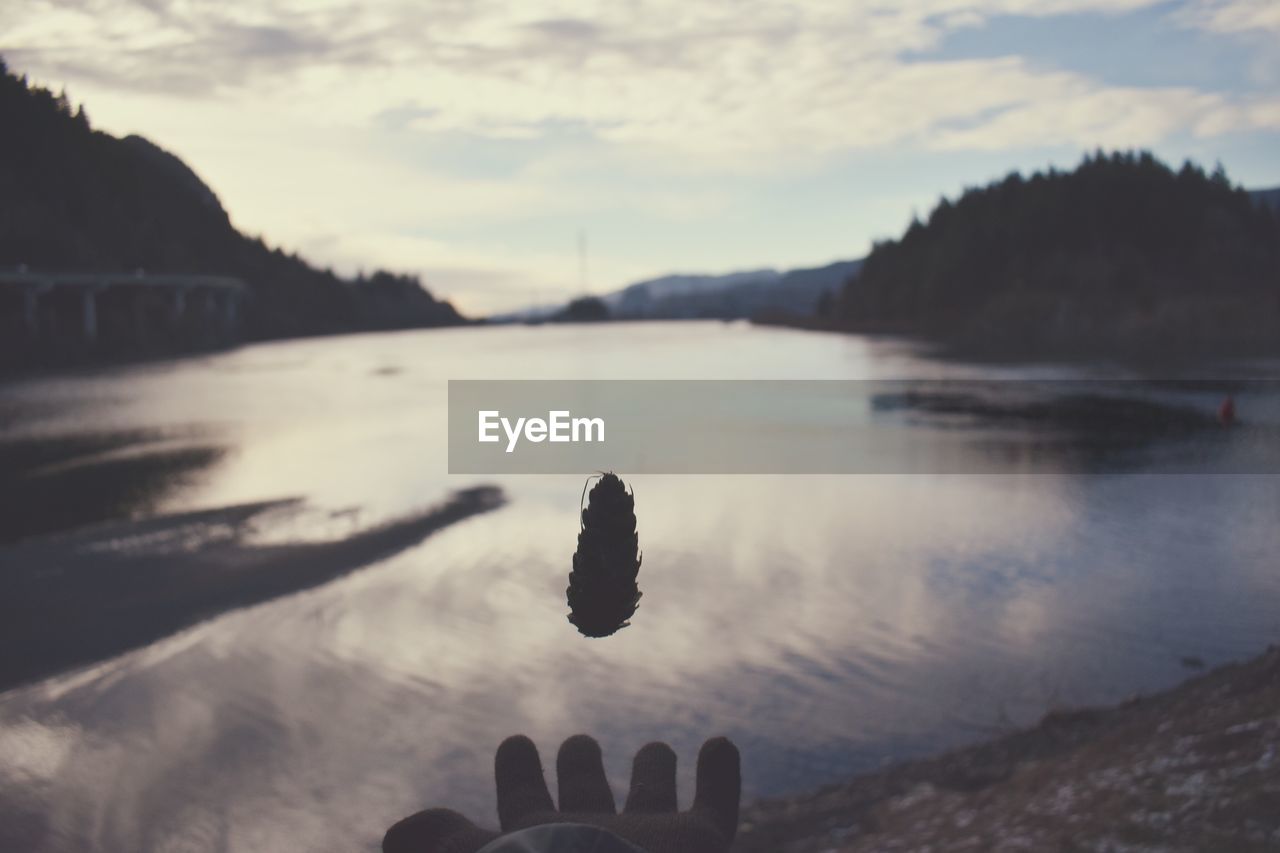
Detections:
1218,395,1236,426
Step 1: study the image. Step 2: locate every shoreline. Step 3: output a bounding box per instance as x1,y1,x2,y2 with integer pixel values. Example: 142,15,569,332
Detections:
751,313,1280,368
735,644,1280,851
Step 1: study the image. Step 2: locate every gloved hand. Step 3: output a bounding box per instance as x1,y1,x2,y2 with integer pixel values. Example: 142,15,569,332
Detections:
383,734,740,853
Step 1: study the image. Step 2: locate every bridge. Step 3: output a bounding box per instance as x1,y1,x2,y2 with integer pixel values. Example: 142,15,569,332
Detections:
1,271,248,363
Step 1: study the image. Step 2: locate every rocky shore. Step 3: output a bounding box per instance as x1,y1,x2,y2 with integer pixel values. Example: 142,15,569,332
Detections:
736,646,1279,852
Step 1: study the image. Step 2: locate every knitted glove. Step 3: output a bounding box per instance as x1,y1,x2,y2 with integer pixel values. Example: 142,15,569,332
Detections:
383,734,740,853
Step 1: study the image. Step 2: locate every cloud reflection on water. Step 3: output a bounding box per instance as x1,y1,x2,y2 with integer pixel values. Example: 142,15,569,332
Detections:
2,472,1278,851
1,324,1278,852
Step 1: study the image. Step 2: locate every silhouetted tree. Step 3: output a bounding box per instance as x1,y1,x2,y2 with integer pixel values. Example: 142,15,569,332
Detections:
560,296,611,322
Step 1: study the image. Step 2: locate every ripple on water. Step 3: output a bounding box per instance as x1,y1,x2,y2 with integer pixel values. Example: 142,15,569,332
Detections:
1,326,1278,852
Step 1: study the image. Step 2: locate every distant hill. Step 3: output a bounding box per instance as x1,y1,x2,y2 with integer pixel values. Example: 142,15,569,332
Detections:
606,268,780,319
825,151,1280,359
499,260,858,323
606,268,779,312
0,57,463,345
770,260,863,317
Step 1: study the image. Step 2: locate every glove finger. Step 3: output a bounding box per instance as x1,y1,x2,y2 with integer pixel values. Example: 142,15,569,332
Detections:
623,741,677,813
557,734,617,814
495,735,555,831
691,736,741,842
383,808,498,853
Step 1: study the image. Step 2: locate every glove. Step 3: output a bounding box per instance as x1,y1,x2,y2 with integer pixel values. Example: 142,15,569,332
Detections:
383,734,740,853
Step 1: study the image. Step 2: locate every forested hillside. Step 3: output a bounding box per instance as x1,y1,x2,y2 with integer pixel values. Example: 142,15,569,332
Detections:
827,151,1280,358
0,58,462,341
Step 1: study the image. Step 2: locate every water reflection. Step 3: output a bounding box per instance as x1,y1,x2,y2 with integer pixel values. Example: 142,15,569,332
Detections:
0,324,1277,853
871,385,1221,434
869,382,1280,473
567,474,643,638
0,429,226,543
0,487,505,692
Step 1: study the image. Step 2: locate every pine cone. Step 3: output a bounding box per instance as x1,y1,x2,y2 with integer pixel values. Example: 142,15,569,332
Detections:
567,473,643,638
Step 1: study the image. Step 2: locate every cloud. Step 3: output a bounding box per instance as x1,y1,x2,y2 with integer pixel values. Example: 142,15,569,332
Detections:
2,0,377,94
928,77,1225,151
523,17,601,42
6,0,1279,311
1177,0,1280,36
6,0,1276,162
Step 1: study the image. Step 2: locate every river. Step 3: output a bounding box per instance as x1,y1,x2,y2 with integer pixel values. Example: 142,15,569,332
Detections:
1,321,1278,851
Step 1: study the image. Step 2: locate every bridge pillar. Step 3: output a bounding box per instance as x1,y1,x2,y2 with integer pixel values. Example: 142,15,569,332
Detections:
81,288,98,343
24,286,39,338
1,272,246,355
223,291,240,337
132,287,149,343
201,288,217,323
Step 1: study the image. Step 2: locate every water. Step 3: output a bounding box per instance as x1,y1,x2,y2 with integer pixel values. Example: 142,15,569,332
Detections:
1,322,1278,852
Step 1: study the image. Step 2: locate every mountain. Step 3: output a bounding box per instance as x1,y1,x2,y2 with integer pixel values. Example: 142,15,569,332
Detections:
0,57,463,349
606,268,780,318
825,151,1280,359
606,268,779,310
608,260,860,320
768,260,863,316
499,260,858,324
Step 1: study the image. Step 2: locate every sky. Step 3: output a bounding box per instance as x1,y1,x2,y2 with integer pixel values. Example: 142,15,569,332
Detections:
3,0,1280,315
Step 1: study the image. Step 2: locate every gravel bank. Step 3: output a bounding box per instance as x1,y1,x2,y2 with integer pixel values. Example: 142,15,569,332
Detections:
736,646,1279,852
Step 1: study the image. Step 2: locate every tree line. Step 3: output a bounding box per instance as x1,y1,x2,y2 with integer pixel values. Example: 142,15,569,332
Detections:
824,150,1280,358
